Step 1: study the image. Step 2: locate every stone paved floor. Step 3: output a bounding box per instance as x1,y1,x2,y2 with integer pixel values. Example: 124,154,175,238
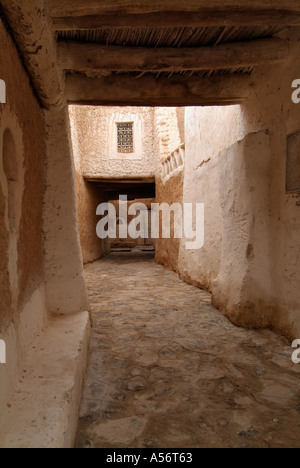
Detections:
76,252,300,448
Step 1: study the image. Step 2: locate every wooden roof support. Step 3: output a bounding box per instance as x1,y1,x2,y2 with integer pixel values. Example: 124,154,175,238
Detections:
65,73,252,107
58,38,288,73
47,0,300,29
51,11,300,30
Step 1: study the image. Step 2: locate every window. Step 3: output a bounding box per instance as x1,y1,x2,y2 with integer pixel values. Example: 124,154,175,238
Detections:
117,122,134,154
286,131,300,193
109,114,142,160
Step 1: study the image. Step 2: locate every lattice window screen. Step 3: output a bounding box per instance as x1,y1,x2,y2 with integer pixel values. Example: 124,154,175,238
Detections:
117,122,134,154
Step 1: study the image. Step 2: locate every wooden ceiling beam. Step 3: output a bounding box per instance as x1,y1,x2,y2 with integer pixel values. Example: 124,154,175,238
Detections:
58,38,288,73
47,0,300,29
47,0,300,17
51,11,300,30
65,73,251,107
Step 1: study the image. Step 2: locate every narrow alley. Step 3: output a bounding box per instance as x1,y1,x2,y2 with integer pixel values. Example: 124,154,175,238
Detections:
77,252,300,449
1,1,300,449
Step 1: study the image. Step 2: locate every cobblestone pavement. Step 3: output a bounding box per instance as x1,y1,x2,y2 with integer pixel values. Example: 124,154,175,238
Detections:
76,252,300,448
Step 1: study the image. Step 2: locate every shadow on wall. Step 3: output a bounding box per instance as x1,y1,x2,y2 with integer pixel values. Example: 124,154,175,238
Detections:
0,127,24,329
178,31,300,339
3,128,19,231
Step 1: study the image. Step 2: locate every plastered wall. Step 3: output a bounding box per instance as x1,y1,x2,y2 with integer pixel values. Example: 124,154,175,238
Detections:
154,108,185,272
69,105,163,264
154,107,183,162
155,173,184,272
178,28,300,339
76,172,105,264
69,106,157,177
0,15,89,422
0,17,48,417
0,19,46,329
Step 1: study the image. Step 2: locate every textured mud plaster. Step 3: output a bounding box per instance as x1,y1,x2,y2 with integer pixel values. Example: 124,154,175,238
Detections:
176,108,185,143
0,19,46,328
70,109,105,264
76,172,106,264
69,105,161,262
212,131,273,326
0,17,46,330
154,107,182,161
0,311,91,448
154,108,184,272
0,6,91,446
1,0,65,109
2,0,89,316
155,172,184,272
0,165,11,330
43,106,89,314
69,106,157,178
178,28,300,339
1,123,24,324
0,15,48,420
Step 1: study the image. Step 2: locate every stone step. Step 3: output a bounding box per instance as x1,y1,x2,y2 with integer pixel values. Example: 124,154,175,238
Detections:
0,312,91,448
